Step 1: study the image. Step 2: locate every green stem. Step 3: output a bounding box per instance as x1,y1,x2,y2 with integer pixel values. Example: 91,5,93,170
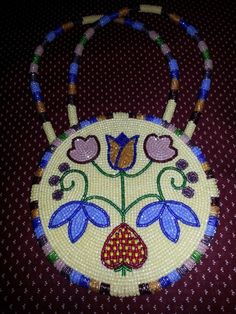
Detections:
60,169,88,200
124,193,162,215
92,161,121,178
120,172,126,222
156,166,187,200
123,161,152,178
84,195,122,215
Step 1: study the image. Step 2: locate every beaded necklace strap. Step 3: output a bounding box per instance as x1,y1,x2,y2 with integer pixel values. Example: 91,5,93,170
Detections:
67,17,179,130
29,5,212,143
29,8,178,144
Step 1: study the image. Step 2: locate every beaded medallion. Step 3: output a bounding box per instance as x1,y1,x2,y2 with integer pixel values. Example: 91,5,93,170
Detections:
29,5,219,297
31,113,219,296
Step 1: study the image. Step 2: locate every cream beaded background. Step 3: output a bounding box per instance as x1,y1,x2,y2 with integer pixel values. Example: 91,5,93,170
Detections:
35,116,213,292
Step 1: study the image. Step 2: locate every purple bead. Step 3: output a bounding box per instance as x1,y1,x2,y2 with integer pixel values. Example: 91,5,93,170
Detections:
161,43,171,55
58,163,70,172
48,175,60,186
29,63,38,73
74,43,84,56
186,171,199,183
84,28,95,40
34,45,44,56
148,30,158,41
176,159,189,170
204,59,213,70
182,186,195,198
198,41,208,52
52,190,63,200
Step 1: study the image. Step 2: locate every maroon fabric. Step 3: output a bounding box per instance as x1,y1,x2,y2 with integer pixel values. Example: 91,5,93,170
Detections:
1,0,235,313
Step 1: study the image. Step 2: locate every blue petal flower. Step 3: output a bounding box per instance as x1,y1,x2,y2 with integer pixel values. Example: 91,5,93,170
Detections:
166,200,200,227
136,201,164,227
48,201,82,228
84,203,110,227
159,205,180,243
136,200,200,243
48,201,110,244
68,210,88,243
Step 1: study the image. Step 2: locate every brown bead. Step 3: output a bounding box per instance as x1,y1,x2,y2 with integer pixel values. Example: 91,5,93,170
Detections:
36,101,46,113
115,18,125,25
169,13,180,24
202,162,211,171
62,22,74,31
171,78,179,91
31,209,39,219
210,205,220,216
68,84,77,95
119,7,129,17
195,99,205,112
89,279,100,293
34,167,44,177
149,281,162,294
97,115,106,121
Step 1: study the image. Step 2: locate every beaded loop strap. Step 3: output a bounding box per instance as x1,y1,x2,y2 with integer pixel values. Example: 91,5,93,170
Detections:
30,5,218,298
29,5,212,143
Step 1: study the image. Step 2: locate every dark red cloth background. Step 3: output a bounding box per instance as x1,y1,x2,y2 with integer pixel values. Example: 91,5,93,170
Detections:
1,0,235,313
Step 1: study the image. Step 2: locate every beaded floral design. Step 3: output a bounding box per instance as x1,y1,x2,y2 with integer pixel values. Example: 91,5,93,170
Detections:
48,132,201,276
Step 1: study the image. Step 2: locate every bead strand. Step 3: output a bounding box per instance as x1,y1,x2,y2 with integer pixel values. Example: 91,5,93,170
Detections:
168,13,213,137
68,15,180,126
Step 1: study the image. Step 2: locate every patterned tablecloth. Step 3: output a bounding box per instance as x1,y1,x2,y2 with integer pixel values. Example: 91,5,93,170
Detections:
1,0,235,312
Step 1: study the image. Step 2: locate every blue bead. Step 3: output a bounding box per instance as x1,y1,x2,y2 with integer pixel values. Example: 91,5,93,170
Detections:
69,63,79,75
145,115,162,125
132,21,144,31
198,88,209,100
169,59,179,71
39,159,47,168
187,25,198,37
54,27,63,36
68,73,77,83
170,70,180,79
45,31,56,42
70,270,82,284
205,225,216,237
109,12,119,20
79,275,90,288
191,146,202,156
99,15,111,27
42,151,53,163
31,81,41,93
179,19,189,31
201,78,211,91
197,153,207,163
124,18,133,27
34,226,44,239
32,91,44,102
168,270,181,283
159,276,172,288
88,117,98,124
32,217,42,229
208,216,218,227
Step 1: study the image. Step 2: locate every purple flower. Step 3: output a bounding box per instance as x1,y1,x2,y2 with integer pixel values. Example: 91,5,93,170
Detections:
49,175,60,186
67,136,100,164
136,200,200,243
186,171,199,183
49,201,110,243
144,134,178,163
58,163,70,172
182,186,195,198
106,132,139,171
176,159,188,170
52,190,64,200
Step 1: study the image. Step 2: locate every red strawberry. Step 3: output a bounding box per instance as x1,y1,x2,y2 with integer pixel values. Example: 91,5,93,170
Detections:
101,223,147,276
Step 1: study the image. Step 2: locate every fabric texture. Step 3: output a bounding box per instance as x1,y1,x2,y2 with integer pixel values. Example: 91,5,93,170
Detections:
1,0,235,312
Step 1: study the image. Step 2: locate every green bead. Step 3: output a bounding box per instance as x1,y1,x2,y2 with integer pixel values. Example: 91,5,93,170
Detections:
202,49,211,60
58,133,68,141
80,35,88,46
32,54,41,64
155,36,164,47
174,128,183,137
47,251,59,264
191,250,202,263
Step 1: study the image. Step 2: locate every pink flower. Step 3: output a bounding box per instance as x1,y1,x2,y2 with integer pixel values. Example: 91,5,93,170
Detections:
67,136,100,163
144,134,178,162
